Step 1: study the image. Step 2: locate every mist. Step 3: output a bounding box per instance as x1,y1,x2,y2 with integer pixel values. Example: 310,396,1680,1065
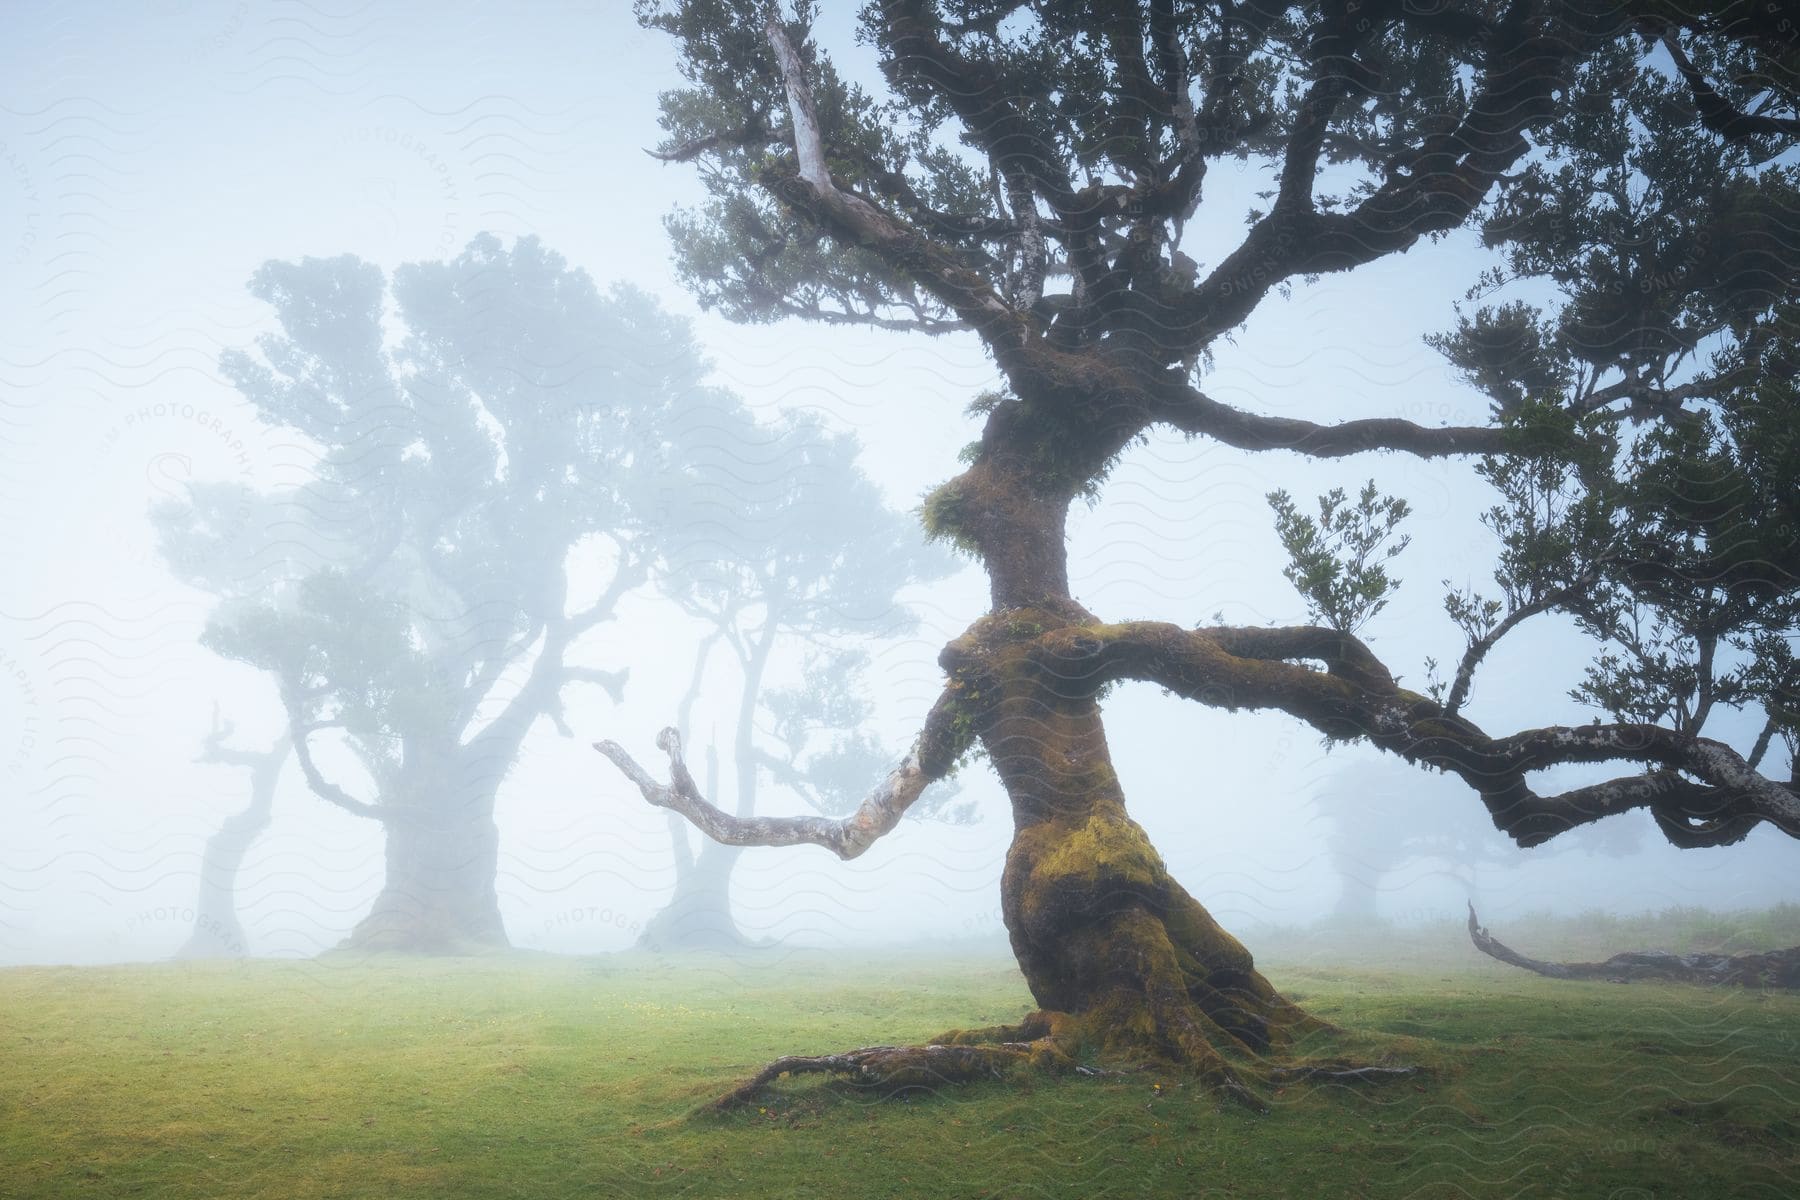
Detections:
2,0,1792,970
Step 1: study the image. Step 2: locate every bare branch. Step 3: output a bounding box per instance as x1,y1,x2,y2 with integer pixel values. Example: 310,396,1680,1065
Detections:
1469,903,1800,987
565,666,629,704
285,708,396,824
765,10,830,189
594,687,972,860
1468,903,1578,977
759,9,1025,345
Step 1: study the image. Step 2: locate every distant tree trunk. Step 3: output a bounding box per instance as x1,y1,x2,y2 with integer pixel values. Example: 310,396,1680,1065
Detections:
640,744,754,949
1328,844,1390,923
639,849,748,950
640,625,776,951
1467,905,1800,988
178,734,290,959
340,748,509,953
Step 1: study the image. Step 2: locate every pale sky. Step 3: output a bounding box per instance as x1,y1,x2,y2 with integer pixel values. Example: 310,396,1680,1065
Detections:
1,0,1791,965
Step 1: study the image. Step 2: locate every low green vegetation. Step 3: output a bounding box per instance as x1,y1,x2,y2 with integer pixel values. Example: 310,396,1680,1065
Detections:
3,924,1797,1199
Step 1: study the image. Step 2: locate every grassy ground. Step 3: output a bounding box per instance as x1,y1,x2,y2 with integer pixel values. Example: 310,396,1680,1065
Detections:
2,922,1798,1199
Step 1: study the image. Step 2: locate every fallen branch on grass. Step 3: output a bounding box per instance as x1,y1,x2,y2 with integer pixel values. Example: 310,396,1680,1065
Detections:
1467,903,1800,988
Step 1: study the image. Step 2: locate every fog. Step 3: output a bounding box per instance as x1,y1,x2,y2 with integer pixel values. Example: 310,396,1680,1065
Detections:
2,0,1792,968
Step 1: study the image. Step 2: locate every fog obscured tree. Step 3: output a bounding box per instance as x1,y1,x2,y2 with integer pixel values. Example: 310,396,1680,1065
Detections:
176,704,290,959
1314,760,1642,924
640,410,961,949
596,2,1799,1105
160,235,712,952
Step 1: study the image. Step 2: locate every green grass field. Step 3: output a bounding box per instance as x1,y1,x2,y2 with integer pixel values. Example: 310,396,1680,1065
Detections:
3,917,1798,1199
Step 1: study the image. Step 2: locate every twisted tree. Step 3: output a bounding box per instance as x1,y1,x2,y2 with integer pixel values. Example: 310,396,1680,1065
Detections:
596,0,1800,1105
177,704,290,959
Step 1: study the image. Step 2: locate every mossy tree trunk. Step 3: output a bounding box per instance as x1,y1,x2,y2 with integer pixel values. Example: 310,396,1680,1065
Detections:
986,696,1321,1082
603,394,1357,1103
599,7,1800,1109
929,433,1323,1089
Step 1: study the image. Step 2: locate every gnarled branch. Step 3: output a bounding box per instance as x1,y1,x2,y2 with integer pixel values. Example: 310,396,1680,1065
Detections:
760,7,1030,348
594,686,972,860
284,705,400,824
1020,620,1800,850
1156,380,1511,458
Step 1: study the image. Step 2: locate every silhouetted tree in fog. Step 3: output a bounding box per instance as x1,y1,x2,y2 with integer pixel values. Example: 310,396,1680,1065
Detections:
177,704,290,959
642,409,961,949
160,235,716,952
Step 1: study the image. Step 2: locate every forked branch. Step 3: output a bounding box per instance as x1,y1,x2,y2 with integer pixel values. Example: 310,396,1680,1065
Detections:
758,10,1026,346
594,687,972,860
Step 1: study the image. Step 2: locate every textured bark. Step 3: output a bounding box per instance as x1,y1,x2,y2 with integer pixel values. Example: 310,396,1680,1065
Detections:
1467,905,1800,988
592,6,1739,1109
917,375,1335,1095
952,611,1328,1102
611,0,1800,1112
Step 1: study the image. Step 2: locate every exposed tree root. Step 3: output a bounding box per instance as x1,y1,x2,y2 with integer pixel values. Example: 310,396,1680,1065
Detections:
1467,903,1800,988
1266,1063,1421,1085
706,1010,1417,1113
708,1042,1044,1112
